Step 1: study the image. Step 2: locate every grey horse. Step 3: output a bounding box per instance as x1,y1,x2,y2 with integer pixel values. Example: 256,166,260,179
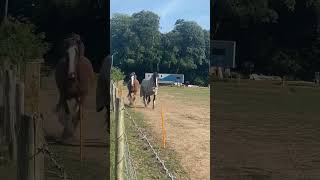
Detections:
140,72,159,109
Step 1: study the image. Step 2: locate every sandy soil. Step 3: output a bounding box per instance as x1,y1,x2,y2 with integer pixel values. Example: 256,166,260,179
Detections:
126,87,210,180
212,81,320,180
39,76,107,179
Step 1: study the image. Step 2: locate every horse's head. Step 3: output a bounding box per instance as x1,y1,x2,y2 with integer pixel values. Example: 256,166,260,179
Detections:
130,72,136,86
64,33,84,80
152,72,159,88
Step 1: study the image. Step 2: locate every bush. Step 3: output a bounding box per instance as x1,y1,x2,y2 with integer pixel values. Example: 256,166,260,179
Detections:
0,17,49,67
111,67,125,82
193,76,206,86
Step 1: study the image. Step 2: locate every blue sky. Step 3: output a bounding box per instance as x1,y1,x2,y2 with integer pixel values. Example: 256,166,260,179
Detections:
110,0,210,33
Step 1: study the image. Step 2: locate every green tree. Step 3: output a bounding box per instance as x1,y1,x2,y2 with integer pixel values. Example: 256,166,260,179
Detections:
0,17,49,67
111,67,125,82
173,20,206,82
131,10,161,72
111,11,210,85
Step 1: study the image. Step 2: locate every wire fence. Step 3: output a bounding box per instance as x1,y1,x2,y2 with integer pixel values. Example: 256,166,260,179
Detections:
111,81,176,180
124,108,176,180
30,114,72,180
123,123,138,180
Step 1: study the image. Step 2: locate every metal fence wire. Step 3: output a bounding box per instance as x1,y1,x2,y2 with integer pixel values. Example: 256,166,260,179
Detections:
111,82,176,180
36,114,72,180
124,108,176,180
123,126,138,180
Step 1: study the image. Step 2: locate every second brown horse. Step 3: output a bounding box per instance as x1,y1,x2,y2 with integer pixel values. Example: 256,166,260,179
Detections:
127,72,140,106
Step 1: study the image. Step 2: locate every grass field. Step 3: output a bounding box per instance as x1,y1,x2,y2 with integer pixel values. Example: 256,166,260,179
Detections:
212,80,320,180
110,107,189,180
160,86,210,104
129,85,210,179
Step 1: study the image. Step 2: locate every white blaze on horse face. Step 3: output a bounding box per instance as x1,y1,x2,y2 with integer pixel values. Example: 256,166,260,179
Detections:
67,45,77,76
131,75,134,86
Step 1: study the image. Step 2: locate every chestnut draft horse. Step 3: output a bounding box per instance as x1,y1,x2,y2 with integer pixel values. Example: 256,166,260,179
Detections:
55,33,94,141
127,72,140,106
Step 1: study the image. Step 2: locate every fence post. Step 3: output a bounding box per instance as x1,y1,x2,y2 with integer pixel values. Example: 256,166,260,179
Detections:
110,82,114,112
8,67,17,162
16,82,27,180
2,66,18,161
113,85,116,108
0,68,4,143
115,98,124,180
24,61,43,180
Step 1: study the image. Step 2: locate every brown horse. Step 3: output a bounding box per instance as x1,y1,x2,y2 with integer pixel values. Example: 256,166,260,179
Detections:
127,72,140,106
55,33,94,141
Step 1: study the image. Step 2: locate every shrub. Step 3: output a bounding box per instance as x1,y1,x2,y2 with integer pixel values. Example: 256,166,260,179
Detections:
0,17,49,68
111,67,125,82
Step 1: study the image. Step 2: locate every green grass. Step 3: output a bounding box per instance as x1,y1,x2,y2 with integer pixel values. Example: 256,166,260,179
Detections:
159,86,210,104
110,109,189,180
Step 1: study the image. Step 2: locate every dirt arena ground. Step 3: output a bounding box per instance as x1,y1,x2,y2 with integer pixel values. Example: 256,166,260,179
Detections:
39,76,107,179
126,86,210,180
213,80,320,180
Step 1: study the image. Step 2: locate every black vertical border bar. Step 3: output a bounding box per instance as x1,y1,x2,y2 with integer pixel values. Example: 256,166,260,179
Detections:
210,0,214,179
104,0,111,179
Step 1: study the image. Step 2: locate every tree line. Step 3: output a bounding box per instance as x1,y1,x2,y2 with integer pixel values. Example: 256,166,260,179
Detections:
111,10,210,86
213,0,320,80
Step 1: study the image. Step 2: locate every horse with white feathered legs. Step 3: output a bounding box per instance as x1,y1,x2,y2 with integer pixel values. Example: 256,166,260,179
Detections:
127,72,140,107
140,72,159,109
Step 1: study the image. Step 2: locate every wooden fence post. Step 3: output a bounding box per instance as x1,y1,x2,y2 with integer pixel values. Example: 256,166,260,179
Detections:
113,85,116,108
16,83,27,180
0,68,4,143
8,67,17,162
24,61,43,180
3,69,10,146
110,82,114,112
115,98,124,180
1,66,18,162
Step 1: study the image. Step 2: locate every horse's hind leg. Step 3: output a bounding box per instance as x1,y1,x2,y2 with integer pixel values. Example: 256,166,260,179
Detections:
152,94,156,109
147,96,151,105
143,96,147,107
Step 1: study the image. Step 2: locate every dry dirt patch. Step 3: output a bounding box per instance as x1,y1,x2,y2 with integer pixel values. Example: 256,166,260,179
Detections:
128,87,210,180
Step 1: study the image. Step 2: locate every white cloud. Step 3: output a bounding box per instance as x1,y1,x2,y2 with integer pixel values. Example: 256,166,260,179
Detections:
157,0,182,18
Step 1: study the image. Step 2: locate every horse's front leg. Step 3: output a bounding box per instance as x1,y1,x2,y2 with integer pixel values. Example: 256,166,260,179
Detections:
143,96,147,107
129,93,133,106
132,93,136,106
72,96,85,131
147,96,151,105
152,94,156,110
56,94,69,114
